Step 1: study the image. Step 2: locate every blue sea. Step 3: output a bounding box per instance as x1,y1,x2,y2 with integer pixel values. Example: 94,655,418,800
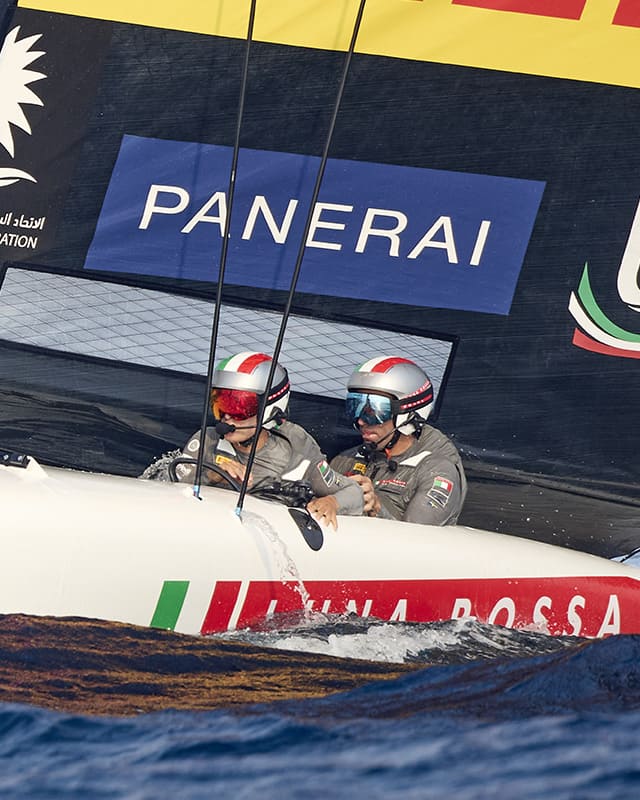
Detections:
2,616,640,798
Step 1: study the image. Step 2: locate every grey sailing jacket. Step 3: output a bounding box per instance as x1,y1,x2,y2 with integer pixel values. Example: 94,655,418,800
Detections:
178,420,364,515
331,425,467,525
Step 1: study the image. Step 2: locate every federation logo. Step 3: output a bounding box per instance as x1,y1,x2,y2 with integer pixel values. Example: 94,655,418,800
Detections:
0,26,46,189
569,198,640,359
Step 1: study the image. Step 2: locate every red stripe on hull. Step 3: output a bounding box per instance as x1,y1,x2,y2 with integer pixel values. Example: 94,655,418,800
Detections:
200,581,243,634
200,576,640,638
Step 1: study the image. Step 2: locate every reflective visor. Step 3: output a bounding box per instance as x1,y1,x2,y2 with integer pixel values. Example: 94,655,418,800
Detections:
345,392,394,425
211,388,259,421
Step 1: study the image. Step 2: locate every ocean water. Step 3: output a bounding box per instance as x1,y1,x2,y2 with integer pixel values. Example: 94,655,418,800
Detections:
2,616,640,799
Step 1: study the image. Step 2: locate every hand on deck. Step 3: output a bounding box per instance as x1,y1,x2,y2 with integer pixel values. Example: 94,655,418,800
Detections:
348,474,381,517
307,495,339,530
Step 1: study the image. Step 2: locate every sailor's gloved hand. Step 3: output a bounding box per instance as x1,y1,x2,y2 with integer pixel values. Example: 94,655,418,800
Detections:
307,495,339,530
347,474,381,517
207,459,252,487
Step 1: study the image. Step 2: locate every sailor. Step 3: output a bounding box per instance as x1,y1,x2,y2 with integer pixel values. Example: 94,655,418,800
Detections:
177,351,364,529
330,356,467,525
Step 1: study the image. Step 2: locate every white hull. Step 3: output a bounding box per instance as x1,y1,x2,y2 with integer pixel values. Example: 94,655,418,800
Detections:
2,458,639,638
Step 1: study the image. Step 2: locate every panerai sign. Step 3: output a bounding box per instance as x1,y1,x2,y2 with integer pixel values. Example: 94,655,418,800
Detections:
86,135,545,314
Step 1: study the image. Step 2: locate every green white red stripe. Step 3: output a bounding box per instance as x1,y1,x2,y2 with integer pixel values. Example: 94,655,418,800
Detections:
150,576,640,638
217,351,272,373
569,263,640,359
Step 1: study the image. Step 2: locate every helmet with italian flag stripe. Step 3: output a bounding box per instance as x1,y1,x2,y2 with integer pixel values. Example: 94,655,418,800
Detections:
211,352,290,429
347,356,433,433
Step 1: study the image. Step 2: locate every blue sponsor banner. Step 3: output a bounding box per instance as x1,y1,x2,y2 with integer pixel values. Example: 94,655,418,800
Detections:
85,135,545,314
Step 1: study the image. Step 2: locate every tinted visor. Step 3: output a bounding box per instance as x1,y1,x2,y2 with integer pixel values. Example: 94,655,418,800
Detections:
345,392,394,425
211,388,259,421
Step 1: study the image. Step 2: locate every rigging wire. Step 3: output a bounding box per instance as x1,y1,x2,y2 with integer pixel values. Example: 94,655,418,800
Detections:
192,0,257,499
235,0,368,517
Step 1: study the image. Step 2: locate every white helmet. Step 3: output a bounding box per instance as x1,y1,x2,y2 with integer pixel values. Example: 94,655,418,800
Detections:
347,356,433,434
211,351,290,429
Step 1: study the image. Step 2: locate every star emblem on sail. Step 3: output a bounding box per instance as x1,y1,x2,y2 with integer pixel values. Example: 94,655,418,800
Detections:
0,26,46,188
569,199,640,359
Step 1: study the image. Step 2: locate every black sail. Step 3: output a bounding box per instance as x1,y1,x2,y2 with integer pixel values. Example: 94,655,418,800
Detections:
0,1,639,556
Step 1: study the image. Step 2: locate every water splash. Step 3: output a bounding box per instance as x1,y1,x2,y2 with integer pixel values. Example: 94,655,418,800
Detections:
217,615,581,665
240,510,311,611
139,449,182,481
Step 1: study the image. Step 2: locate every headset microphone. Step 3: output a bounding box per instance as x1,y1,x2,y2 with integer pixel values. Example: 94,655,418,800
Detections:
215,420,258,437
215,421,236,437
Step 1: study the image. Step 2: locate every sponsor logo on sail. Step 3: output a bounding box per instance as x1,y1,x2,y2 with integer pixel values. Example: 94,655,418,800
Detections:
0,26,48,253
85,135,545,315
569,198,640,359
17,0,640,88
0,26,46,189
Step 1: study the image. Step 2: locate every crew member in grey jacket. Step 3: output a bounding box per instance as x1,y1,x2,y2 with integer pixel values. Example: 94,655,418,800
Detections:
330,356,466,526
176,351,363,529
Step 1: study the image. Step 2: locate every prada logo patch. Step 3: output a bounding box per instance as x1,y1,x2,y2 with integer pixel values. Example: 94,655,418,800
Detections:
378,478,408,490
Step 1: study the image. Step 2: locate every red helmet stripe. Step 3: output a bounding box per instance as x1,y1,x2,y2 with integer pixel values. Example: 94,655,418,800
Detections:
237,352,272,374
370,356,413,373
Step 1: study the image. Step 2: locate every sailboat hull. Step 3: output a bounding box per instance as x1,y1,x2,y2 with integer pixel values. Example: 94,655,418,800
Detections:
2,459,638,639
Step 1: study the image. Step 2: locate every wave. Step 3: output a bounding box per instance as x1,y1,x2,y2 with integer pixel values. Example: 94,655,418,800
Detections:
214,614,581,665
1,617,640,797
266,633,640,722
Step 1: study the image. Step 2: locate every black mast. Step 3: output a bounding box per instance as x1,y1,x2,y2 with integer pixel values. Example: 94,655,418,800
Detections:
192,0,257,498
235,0,368,516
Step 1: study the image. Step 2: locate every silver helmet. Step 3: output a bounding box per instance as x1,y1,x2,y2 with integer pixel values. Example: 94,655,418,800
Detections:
212,351,290,428
347,356,433,434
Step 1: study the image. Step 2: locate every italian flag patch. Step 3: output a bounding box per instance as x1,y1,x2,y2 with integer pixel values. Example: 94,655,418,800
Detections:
317,460,334,486
433,477,453,493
